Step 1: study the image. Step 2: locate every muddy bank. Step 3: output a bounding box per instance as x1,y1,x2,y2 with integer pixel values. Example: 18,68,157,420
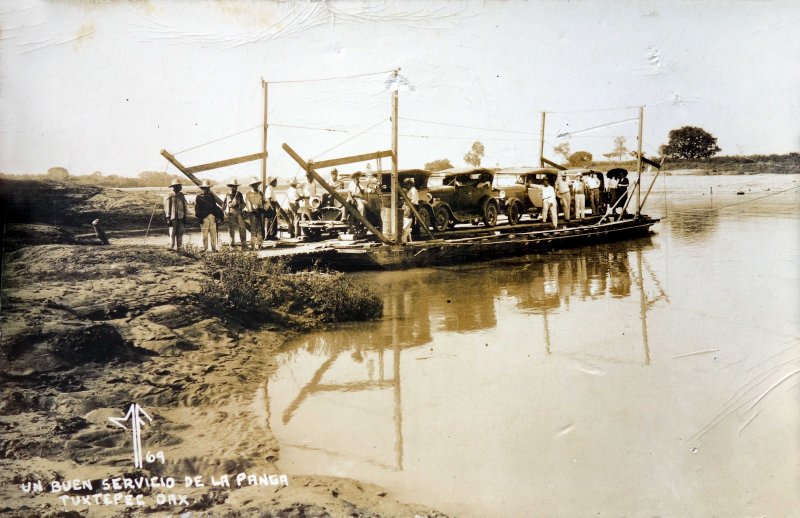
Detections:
0,244,445,517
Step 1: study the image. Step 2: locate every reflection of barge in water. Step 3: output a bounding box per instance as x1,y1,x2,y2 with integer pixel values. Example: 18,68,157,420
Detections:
264,214,659,270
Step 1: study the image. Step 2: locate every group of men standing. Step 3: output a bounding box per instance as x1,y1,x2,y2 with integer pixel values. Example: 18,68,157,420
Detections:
539,170,630,228
163,176,280,252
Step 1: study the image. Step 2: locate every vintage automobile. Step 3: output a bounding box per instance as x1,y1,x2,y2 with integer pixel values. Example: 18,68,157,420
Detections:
298,169,431,239
420,168,499,231
492,167,608,223
491,167,560,224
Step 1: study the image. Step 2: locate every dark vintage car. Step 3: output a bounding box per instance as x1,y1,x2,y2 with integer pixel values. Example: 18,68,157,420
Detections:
492,167,608,224
491,167,560,224
299,169,432,238
419,168,499,231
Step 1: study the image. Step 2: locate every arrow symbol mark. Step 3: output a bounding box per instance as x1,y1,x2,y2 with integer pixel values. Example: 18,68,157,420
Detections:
109,403,153,468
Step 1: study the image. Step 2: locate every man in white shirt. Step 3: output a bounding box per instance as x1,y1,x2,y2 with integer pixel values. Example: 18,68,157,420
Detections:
348,172,366,218
555,172,571,221
286,179,300,237
572,173,587,220
586,173,601,215
401,178,419,243
541,178,557,228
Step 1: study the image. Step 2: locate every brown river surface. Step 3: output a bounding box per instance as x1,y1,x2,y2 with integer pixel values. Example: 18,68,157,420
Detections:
264,174,799,517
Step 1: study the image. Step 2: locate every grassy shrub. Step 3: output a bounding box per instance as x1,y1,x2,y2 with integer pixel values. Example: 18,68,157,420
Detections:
194,247,383,327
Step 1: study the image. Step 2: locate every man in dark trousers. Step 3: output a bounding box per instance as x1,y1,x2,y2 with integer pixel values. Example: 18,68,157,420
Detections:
244,177,265,250
163,178,188,251
223,179,247,247
195,179,224,252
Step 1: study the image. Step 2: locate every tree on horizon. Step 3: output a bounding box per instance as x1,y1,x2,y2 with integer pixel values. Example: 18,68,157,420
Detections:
463,141,485,167
424,158,454,172
660,126,721,159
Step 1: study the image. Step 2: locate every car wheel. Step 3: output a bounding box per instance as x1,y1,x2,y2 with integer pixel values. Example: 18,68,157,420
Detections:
433,206,450,232
417,205,434,231
483,200,498,227
508,202,521,225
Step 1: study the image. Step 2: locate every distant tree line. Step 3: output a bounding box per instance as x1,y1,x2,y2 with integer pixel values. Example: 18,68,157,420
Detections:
0,168,220,188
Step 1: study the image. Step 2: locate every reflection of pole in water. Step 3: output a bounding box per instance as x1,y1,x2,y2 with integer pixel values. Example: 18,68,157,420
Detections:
393,338,403,471
637,247,651,366
543,306,552,355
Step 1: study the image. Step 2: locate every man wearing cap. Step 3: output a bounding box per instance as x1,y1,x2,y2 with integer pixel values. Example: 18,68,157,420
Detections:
195,179,224,252
163,178,188,251
244,177,265,249
286,178,300,238
298,171,317,231
264,176,279,240
223,179,247,247
347,171,366,218
401,178,419,243
555,171,571,221
328,168,344,190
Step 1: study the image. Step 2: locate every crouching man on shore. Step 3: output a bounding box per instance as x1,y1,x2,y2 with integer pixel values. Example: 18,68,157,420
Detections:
195,179,224,252
164,178,188,251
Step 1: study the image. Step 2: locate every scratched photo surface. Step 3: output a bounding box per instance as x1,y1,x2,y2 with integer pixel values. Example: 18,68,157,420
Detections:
1,1,799,517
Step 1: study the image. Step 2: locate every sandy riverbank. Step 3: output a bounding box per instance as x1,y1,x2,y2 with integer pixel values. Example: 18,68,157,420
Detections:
0,243,445,517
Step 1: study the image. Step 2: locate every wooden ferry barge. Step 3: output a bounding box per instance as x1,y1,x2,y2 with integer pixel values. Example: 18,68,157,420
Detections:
161,74,662,271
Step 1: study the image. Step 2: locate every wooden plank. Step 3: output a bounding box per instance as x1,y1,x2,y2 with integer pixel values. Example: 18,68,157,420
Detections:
541,157,566,170
310,149,393,170
281,143,392,244
186,152,266,174
160,149,224,204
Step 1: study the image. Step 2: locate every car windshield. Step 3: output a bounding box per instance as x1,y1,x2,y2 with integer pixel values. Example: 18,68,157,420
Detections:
428,175,451,188
494,174,521,188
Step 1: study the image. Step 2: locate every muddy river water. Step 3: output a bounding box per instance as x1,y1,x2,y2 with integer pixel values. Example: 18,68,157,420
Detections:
264,175,799,517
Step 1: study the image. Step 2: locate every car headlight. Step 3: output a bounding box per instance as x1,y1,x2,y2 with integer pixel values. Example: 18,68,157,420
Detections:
499,190,506,199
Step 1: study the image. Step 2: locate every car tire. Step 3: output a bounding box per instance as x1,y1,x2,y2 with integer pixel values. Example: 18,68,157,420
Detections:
508,202,521,225
482,200,499,227
433,206,450,232
417,205,434,231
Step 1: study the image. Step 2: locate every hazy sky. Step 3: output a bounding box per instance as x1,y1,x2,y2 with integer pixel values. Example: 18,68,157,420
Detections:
1,0,798,181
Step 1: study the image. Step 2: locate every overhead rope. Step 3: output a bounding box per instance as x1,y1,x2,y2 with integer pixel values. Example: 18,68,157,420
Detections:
268,69,397,84
401,117,536,135
543,105,642,114
174,125,262,155
312,118,389,160
143,162,171,243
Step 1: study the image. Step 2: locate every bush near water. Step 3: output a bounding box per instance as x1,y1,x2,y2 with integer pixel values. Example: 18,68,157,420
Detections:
194,247,383,327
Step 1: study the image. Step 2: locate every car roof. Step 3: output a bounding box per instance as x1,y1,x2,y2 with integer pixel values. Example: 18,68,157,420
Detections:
563,168,601,174
433,167,494,177
496,167,560,175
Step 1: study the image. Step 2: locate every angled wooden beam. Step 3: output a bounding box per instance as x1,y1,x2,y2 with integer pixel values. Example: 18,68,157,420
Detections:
186,152,266,174
282,143,391,244
398,186,435,240
310,150,393,170
160,149,223,204
541,157,566,170
632,152,663,170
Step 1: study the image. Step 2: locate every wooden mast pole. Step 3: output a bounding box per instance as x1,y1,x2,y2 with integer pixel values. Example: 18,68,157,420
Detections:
539,112,546,167
390,69,400,243
262,79,269,187
636,106,643,216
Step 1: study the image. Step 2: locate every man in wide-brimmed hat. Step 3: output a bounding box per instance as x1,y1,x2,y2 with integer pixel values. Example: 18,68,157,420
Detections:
163,177,188,250
264,176,279,240
195,179,224,252
244,177,265,249
222,179,246,247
